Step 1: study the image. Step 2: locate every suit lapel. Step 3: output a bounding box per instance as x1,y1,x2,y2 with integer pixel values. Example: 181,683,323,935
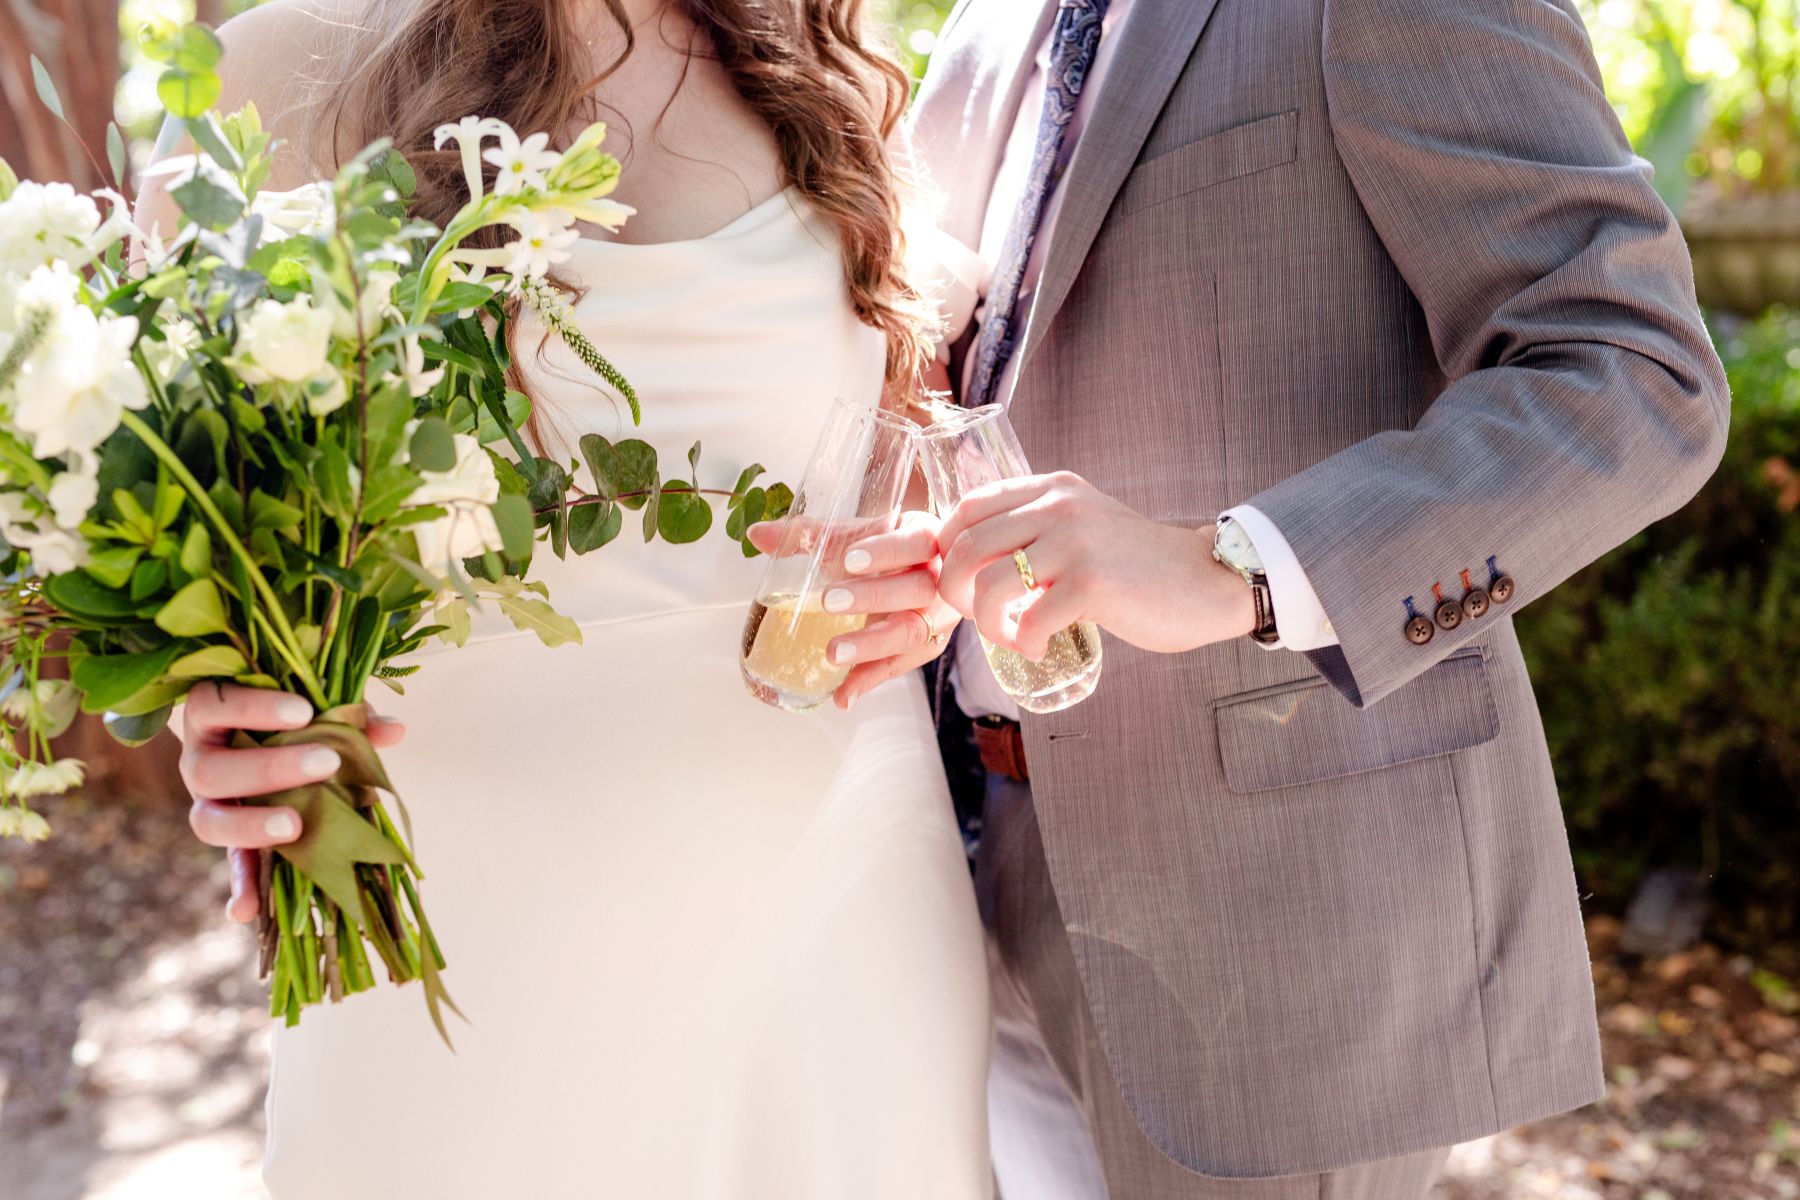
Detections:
1017,0,1222,369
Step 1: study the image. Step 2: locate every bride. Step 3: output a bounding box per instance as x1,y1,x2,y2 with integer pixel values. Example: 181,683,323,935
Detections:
139,0,989,1195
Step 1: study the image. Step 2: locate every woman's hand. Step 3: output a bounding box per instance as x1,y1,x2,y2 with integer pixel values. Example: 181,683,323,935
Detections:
747,510,960,709
179,682,406,923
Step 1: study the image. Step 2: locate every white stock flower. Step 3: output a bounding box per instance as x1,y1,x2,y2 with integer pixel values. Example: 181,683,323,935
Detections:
484,127,561,195
503,210,580,281
9,299,147,459
46,472,97,530
434,116,509,203
251,181,336,240
15,527,87,574
0,181,102,275
409,432,505,572
234,295,335,384
141,317,201,386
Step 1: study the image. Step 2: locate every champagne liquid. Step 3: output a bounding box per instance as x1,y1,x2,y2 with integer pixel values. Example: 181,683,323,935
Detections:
981,621,1104,715
741,592,868,711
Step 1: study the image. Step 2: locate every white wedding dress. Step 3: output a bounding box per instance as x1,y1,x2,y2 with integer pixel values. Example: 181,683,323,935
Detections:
260,189,993,1199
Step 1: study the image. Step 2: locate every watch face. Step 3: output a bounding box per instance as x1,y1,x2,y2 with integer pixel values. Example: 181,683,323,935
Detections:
1216,519,1264,574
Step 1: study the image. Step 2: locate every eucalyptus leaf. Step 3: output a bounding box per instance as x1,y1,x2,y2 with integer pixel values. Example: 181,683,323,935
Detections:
106,123,128,189
657,483,712,544
170,167,242,230
492,493,535,560
567,499,622,554
158,67,224,121
29,56,63,121
610,439,657,510
409,416,457,473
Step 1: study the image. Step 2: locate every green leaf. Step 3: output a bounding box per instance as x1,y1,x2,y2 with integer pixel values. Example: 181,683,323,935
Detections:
84,544,144,590
269,783,407,931
361,465,421,525
579,434,619,499
73,642,185,713
657,483,713,544
157,67,222,120
185,113,243,175
179,523,212,576
494,594,582,648
130,557,169,601
409,416,457,473
44,570,138,620
170,168,242,230
730,463,765,501
762,483,794,523
567,500,622,553
106,705,174,746
475,390,532,446
106,123,127,189
492,493,534,561
641,465,662,543
167,644,250,678
29,56,63,121
155,578,229,637
143,23,223,71
687,440,703,483
249,491,303,532
0,157,16,202
316,433,355,519
605,439,658,509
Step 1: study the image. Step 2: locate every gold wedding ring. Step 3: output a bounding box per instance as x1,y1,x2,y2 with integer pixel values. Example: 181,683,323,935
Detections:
920,608,948,646
1013,548,1039,591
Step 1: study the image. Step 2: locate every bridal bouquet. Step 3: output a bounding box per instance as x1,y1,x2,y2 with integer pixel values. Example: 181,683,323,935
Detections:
0,24,786,1040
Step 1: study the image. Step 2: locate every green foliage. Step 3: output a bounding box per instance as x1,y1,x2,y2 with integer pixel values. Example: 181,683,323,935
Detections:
1518,307,1800,948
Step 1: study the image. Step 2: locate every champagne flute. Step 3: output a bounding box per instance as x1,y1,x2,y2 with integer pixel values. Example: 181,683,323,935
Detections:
740,399,918,711
916,403,1102,715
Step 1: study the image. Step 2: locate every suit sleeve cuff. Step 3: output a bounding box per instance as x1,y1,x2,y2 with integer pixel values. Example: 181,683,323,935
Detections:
1220,504,1341,652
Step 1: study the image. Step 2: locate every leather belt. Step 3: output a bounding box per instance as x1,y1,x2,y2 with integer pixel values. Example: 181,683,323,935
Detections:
973,716,1030,783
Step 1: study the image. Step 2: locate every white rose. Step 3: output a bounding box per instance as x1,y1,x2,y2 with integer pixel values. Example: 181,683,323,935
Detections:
46,472,97,530
409,433,505,572
10,305,147,458
250,181,336,241
0,181,102,275
234,296,335,384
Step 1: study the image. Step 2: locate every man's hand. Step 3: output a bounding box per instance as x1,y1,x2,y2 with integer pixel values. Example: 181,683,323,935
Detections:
936,472,1256,659
747,510,960,709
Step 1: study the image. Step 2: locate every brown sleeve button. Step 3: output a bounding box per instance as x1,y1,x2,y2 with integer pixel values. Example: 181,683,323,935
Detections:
1461,586,1490,619
1433,598,1463,631
1490,574,1516,603
1405,614,1435,644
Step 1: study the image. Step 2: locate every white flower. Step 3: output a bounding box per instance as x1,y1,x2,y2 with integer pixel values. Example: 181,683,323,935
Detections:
233,295,335,384
503,210,580,281
0,806,47,840
561,198,635,233
9,302,147,459
434,116,509,203
251,181,336,240
7,759,83,798
0,181,102,275
484,127,561,196
303,371,350,417
409,432,505,573
322,269,400,341
15,526,87,573
46,472,97,530
141,317,201,386
401,335,445,396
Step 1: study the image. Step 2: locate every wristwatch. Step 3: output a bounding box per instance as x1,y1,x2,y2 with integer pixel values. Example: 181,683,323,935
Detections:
1212,517,1280,646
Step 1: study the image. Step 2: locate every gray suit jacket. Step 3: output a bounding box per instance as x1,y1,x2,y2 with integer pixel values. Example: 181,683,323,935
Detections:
912,0,1729,1179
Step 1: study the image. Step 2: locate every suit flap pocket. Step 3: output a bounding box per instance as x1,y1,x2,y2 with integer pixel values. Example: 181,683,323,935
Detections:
1117,110,1299,216
1213,649,1498,795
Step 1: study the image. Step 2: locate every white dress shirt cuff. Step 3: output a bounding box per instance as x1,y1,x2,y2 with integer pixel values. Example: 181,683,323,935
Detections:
1219,504,1340,652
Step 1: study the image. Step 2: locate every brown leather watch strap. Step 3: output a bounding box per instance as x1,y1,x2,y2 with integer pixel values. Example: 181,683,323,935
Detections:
973,717,1030,783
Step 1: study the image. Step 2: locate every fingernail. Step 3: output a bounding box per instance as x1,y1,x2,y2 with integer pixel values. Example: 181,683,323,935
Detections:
833,641,859,665
276,697,314,725
823,587,854,613
844,548,873,574
298,747,340,779
265,812,300,840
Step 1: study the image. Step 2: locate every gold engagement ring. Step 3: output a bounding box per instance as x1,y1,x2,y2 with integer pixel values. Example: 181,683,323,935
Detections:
1012,547,1038,591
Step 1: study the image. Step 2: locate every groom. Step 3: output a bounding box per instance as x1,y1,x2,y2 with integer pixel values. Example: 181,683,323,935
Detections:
895,0,1729,1195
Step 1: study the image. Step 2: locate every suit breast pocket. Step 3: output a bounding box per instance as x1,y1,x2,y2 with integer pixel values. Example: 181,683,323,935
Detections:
1115,110,1300,218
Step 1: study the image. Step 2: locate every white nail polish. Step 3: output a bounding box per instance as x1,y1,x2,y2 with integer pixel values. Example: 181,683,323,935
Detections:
265,812,300,840
844,548,873,574
823,587,854,613
833,642,858,665
276,697,314,725
298,747,340,779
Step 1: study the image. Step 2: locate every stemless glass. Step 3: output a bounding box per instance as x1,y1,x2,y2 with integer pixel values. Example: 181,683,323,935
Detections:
740,399,918,711
916,403,1102,715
